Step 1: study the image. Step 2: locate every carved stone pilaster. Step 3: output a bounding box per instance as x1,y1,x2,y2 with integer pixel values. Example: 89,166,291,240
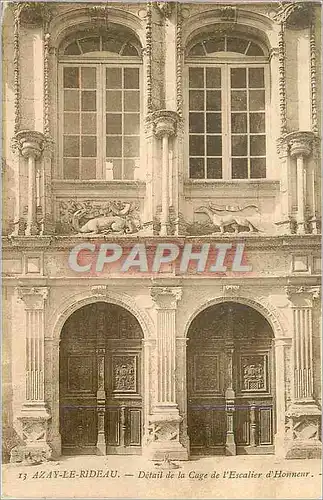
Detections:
11,286,51,464
147,286,187,460
285,285,320,401
283,282,321,458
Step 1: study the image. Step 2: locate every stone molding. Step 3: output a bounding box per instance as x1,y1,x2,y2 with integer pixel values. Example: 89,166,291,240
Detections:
17,286,49,309
150,286,182,309
183,293,287,339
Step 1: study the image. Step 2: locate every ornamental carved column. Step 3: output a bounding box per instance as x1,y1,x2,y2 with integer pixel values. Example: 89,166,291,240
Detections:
153,111,179,236
285,285,321,459
146,286,188,460
10,287,51,464
276,131,319,235
289,133,313,234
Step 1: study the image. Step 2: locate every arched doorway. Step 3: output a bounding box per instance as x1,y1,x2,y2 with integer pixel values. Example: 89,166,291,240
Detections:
59,302,143,455
187,302,275,456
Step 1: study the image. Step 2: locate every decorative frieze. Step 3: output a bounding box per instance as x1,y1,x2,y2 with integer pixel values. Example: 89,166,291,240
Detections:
58,200,142,235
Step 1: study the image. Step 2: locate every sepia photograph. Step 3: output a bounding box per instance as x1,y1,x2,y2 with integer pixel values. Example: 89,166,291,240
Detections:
1,0,322,498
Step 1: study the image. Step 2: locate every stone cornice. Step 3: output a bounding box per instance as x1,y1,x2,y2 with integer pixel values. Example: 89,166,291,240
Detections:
2,234,321,252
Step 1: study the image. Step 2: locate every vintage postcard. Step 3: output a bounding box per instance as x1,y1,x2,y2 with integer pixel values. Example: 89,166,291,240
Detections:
1,0,322,498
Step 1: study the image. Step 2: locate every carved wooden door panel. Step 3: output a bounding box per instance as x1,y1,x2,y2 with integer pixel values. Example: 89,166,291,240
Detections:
60,302,143,456
60,339,98,455
187,342,227,455
105,342,142,455
233,342,275,454
187,322,275,455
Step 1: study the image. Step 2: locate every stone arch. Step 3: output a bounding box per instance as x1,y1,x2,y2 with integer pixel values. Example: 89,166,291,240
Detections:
49,7,145,50
49,289,154,343
182,8,277,53
183,294,287,340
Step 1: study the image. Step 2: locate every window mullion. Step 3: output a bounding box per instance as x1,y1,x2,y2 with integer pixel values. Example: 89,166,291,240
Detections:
222,64,230,180
246,67,250,178
97,64,104,180
102,64,106,180
204,66,207,178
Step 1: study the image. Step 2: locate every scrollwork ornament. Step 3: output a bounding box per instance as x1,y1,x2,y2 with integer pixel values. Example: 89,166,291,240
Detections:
13,4,21,136
145,2,153,114
44,30,50,138
310,21,318,135
278,22,287,135
176,3,183,118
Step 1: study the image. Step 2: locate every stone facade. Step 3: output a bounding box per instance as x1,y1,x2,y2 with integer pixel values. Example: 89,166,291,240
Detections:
2,1,321,463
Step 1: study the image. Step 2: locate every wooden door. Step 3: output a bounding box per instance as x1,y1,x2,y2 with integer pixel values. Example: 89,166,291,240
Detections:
60,303,143,455
187,303,275,456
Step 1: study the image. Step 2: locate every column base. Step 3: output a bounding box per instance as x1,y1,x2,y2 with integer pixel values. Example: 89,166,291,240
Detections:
144,405,188,461
285,403,321,459
10,404,52,464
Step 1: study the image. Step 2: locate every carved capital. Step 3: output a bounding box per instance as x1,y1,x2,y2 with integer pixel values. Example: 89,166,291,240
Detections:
150,286,182,309
278,131,317,159
288,131,314,158
149,111,181,138
12,130,46,159
285,285,320,302
17,287,49,309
